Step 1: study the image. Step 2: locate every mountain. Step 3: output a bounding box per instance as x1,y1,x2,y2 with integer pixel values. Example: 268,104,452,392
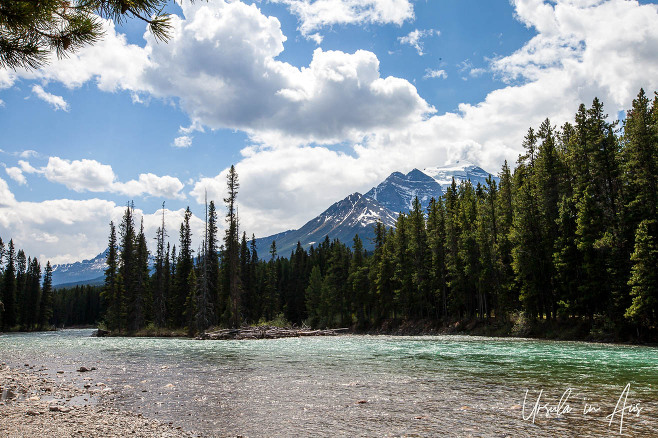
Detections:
51,249,156,286
256,161,498,256
422,160,496,191
51,161,499,282
256,192,397,256
365,168,443,214
51,249,109,286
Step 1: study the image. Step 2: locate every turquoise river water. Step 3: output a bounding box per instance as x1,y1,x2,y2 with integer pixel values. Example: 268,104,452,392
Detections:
1,330,657,436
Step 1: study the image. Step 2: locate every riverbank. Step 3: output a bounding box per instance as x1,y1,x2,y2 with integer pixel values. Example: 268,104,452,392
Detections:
86,313,655,344
363,315,656,344
0,362,191,437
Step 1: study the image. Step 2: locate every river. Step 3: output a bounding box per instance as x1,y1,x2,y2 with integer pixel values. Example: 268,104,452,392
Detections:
1,329,656,436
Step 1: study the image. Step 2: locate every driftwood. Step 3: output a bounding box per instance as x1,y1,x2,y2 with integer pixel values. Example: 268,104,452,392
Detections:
198,326,349,340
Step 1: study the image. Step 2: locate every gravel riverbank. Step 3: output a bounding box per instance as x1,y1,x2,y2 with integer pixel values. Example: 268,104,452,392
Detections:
0,362,192,437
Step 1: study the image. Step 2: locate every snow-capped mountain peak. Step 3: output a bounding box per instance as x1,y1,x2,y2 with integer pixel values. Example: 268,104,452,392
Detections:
422,160,497,191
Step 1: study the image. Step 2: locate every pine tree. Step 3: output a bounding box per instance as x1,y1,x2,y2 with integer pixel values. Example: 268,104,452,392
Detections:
102,221,122,331
2,240,17,330
349,235,369,328
305,265,324,327
625,220,658,328
39,261,53,329
408,197,430,318
175,207,194,328
132,219,149,331
427,198,447,319
153,203,167,327
224,165,242,327
1,0,176,70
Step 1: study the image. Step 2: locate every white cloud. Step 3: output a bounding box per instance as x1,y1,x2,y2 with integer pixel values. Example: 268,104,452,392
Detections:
39,156,186,199
1,2,431,146
398,29,439,56
271,0,414,36
424,69,447,80
190,146,380,237
0,19,149,94
5,166,27,185
173,136,193,148
43,157,115,192
308,33,323,45
31,85,69,111
0,177,205,263
0,177,16,207
186,0,658,239
4,0,658,252
18,160,38,173
19,150,40,159
137,1,432,145
113,173,186,200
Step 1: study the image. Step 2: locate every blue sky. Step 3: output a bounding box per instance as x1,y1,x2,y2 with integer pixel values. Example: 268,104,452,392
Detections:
1,0,658,263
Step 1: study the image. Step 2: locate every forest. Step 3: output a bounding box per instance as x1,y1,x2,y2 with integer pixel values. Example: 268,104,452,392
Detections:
1,89,656,339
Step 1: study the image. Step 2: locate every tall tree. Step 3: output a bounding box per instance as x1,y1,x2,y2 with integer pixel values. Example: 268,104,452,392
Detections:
102,221,122,331
39,262,53,329
223,165,242,327
2,240,17,330
153,203,167,327
175,207,194,328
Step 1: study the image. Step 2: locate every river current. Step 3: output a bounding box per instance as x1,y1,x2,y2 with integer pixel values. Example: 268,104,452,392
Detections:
1,329,657,436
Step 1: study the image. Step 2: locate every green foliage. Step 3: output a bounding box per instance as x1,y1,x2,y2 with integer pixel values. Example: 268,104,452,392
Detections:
8,89,657,339
0,0,179,70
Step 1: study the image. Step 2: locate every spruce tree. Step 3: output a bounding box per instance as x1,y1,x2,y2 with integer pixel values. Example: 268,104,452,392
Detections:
175,207,194,328
153,203,167,327
39,262,53,329
102,221,121,331
224,165,241,327
2,240,17,330
625,220,658,328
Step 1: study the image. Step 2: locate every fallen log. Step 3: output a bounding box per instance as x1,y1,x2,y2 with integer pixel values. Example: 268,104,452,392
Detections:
198,326,350,340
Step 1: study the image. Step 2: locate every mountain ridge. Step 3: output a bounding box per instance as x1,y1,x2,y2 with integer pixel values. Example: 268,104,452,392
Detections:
51,162,498,284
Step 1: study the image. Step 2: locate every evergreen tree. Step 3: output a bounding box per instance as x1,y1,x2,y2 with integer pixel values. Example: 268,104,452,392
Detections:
224,165,241,327
625,220,658,328
39,261,53,328
153,203,167,327
348,235,369,327
2,240,17,330
175,207,194,328
102,221,121,331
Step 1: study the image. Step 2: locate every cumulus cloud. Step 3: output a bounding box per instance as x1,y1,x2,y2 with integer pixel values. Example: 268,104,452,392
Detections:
271,0,414,36
137,1,432,145
113,173,186,199
187,0,658,239
31,85,69,111
398,29,439,56
26,156,186,199
0,177,205,263
190,146,381,237
1,1,431,146
424,69,447,80
4,0,658,249
5,166,27,185
173,136,193,148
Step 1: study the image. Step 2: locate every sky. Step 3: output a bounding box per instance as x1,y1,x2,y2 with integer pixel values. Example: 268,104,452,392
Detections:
1,0,658,264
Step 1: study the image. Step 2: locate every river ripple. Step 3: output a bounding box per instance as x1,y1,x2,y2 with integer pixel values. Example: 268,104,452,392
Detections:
1,330,657,437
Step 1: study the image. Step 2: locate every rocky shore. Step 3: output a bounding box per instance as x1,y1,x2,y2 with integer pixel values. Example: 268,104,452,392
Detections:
0,362,192,437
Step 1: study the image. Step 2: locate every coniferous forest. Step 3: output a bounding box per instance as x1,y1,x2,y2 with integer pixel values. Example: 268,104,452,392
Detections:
1,90,657,340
